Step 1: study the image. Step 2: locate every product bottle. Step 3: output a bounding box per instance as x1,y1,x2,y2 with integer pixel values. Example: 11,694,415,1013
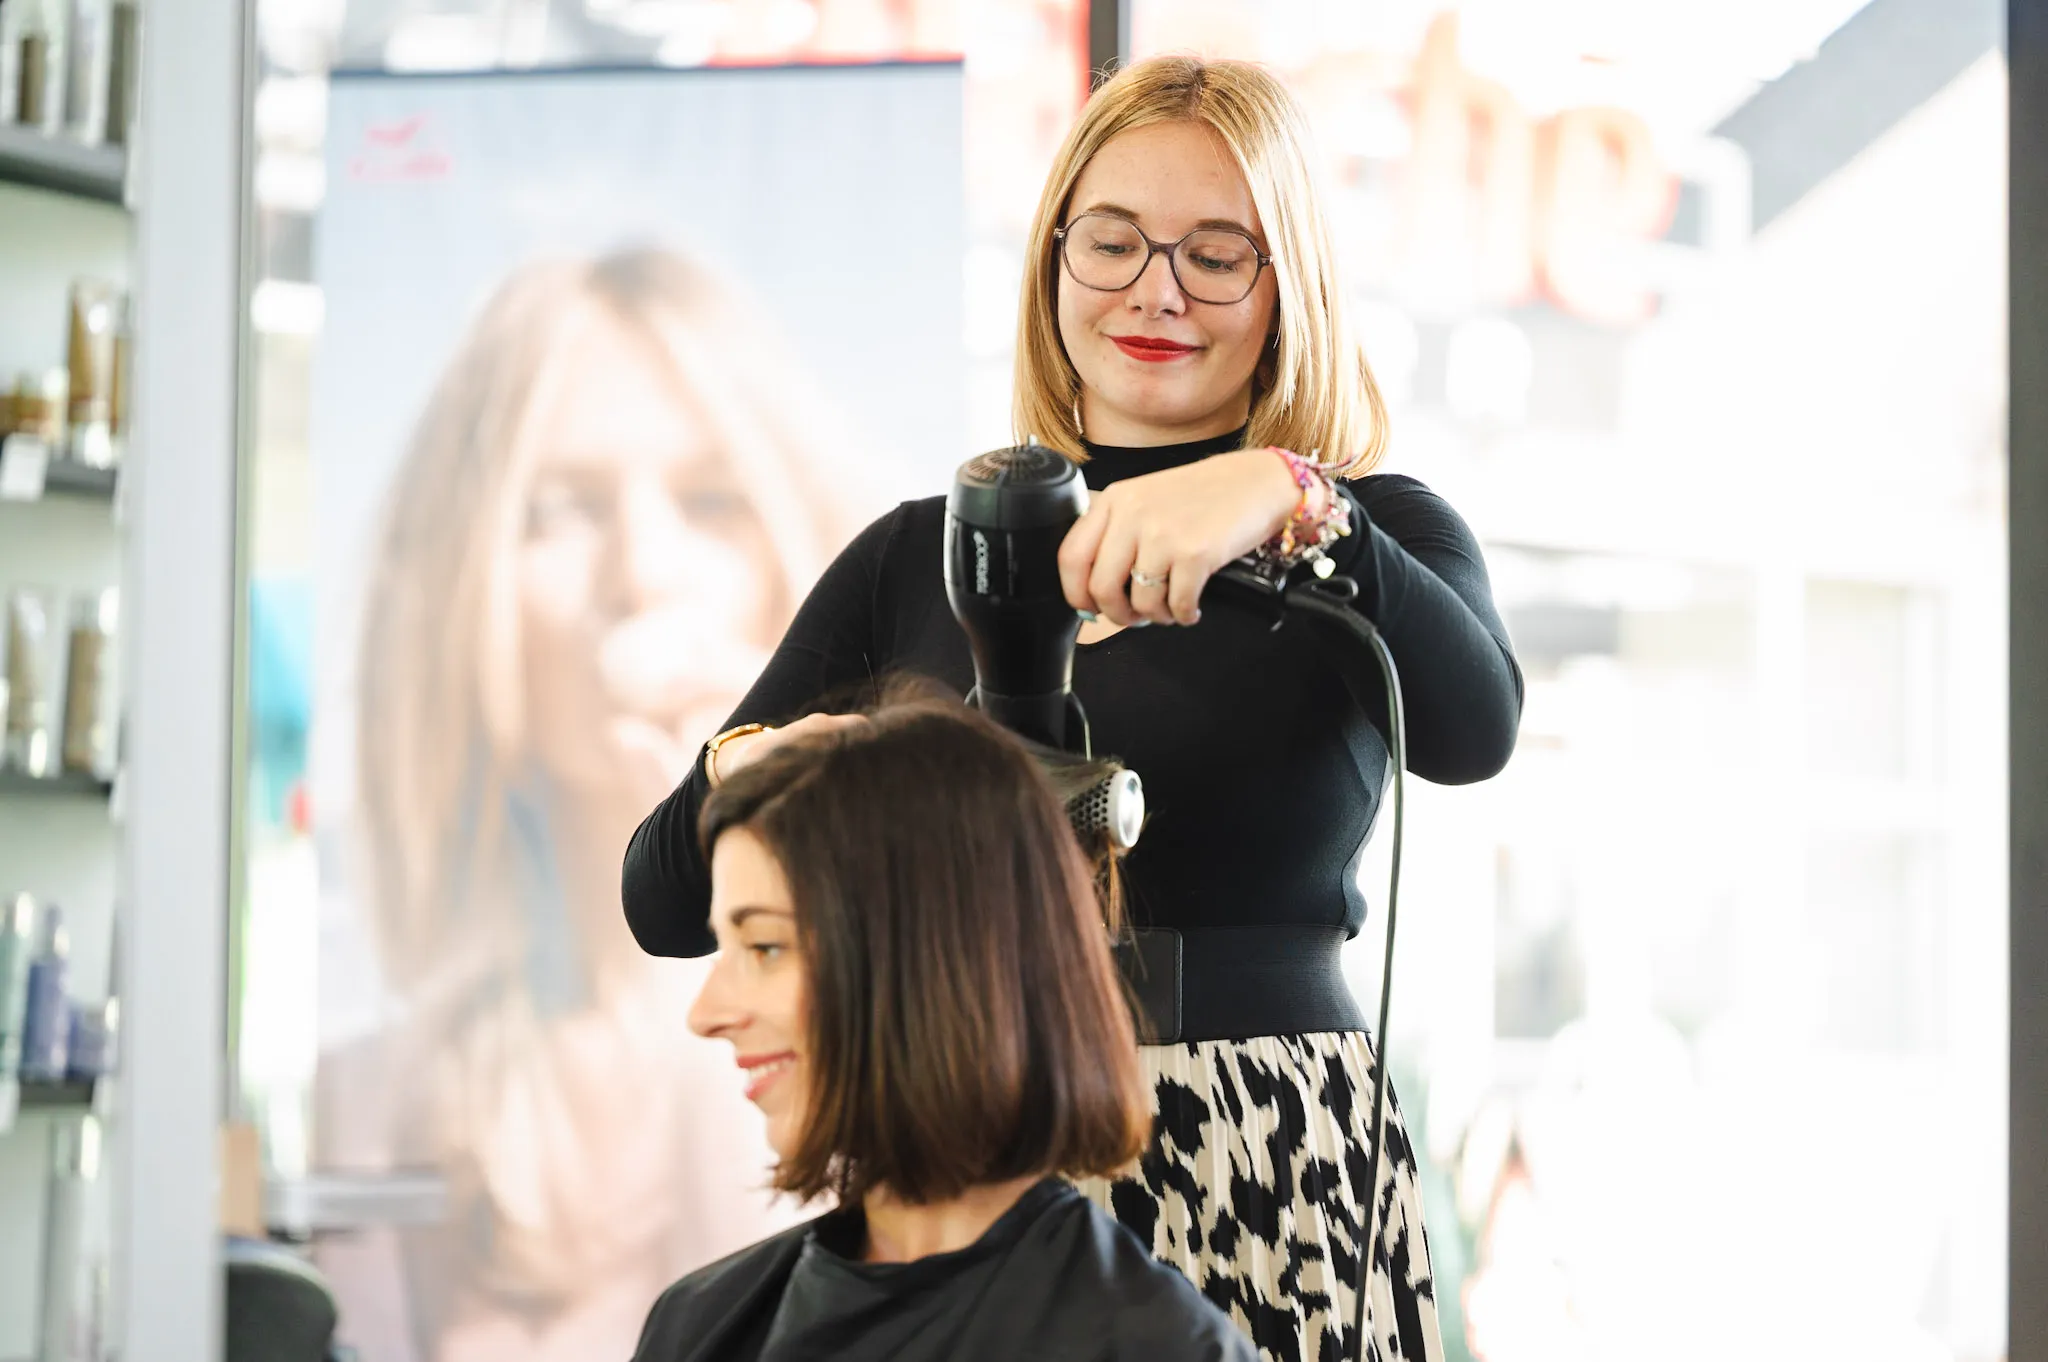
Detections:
5,585,58,778
63,282,118,469
0,0,17,129
61,0,104,142
63,997,112,1081
104,296,129,464
37,1115,101,1362
60,589,117,777
13,0,48,128
0,892,37,1129
103,0,135,148
19,903,70,1084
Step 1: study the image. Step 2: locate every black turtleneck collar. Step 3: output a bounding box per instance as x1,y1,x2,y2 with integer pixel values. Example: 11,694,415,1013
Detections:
1077,426,1249,491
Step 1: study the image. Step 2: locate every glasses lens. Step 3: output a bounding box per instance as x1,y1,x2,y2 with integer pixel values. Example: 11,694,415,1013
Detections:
1063,215,1148,291
1173,230,1261,304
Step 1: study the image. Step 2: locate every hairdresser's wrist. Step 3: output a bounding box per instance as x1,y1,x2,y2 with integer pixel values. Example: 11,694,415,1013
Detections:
1250,447,1351,581
1226,447,1310,541
705,713,872,788
704,723,774,788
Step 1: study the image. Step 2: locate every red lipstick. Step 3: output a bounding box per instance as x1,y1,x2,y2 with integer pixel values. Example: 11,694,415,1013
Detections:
1110,335,1198,363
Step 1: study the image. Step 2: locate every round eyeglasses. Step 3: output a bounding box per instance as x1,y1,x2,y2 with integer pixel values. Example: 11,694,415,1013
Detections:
1054,213,1272,306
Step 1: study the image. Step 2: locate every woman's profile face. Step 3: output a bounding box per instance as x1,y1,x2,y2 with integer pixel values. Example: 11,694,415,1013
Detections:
691,828,809,1160
1057,120,1279,447
514,310,784,798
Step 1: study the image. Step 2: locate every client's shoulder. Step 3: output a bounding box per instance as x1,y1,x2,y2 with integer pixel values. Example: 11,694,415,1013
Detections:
632,1220,816,1362
1057,1194,1261,1361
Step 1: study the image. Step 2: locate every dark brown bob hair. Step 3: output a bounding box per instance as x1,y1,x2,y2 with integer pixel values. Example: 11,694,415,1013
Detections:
698,685,1150,1205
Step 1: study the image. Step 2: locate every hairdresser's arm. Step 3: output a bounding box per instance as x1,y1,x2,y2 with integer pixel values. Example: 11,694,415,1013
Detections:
1319,475,1522,784
621,506,906,957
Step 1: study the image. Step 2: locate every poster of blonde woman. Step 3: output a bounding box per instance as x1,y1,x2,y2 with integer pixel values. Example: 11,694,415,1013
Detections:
302,66,963,1362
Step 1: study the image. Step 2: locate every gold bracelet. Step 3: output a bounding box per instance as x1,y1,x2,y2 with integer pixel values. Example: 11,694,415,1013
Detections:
704,722,772,788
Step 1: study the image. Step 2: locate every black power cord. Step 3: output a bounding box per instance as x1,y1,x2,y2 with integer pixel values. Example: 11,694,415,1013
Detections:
1357,618,1403,1362
1323,600,1403,1362
1206,568,1404,1362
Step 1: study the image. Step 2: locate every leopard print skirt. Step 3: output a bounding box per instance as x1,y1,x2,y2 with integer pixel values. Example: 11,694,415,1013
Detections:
1073,1033,1442,1362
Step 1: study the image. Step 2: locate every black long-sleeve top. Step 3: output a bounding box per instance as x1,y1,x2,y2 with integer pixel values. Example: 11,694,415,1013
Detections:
623,429,1523,1040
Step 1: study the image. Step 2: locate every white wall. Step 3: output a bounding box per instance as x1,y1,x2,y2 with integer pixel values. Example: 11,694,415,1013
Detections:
116,0,246,1344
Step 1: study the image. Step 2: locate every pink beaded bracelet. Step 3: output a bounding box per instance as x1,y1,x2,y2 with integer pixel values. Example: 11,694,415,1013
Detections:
1253,447,1352,580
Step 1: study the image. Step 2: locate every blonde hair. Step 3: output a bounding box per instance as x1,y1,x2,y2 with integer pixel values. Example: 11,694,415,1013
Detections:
1013,55,1388,476
347,247,870,1304
357,248,857,995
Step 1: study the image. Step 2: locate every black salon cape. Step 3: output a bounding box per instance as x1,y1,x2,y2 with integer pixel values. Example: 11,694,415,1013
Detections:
631,1180,1257,1362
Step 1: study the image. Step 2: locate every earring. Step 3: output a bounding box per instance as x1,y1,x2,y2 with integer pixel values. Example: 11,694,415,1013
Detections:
1072,397,1083,436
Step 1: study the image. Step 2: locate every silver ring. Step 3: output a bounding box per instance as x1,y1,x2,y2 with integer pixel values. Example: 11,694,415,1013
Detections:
1131,567,1169,589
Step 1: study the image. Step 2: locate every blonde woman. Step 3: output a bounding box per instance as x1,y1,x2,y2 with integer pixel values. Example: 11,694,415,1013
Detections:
318,248,871,1362
625,58,1523,1362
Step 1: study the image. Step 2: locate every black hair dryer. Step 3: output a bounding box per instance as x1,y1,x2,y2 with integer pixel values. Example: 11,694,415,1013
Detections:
944,441,1090,751
946,442,1144,850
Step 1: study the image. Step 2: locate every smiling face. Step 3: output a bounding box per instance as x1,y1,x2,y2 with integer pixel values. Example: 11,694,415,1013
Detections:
514,310,787,799
1057,120,1280,447
689,827,810,1159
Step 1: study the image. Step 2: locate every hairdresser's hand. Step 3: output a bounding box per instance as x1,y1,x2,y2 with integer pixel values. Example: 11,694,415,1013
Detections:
604,618,775,799
708,712,869,787
1059,449,1300,627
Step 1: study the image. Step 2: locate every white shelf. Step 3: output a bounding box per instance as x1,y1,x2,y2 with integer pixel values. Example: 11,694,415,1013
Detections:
0,770,113,801
18,1078,97,1112
0,125,125,206
42,462,119,501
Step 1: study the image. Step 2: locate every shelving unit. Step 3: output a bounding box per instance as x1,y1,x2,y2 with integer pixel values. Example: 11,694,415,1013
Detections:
41,462,119,500
0,98,133,1362
0,770,113,800
0,125,126,205
19,1078,96,1111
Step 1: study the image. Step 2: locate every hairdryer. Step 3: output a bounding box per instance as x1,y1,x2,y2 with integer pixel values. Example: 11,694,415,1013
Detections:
944,442,1292,735
945,442,1145,850
944,441,1088,749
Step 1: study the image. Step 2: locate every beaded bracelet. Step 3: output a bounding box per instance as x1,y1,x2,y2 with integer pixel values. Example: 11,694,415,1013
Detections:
1251,447,1352,581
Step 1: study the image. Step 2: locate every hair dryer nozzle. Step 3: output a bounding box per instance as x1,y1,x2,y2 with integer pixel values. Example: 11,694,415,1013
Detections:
1063,764,1145,852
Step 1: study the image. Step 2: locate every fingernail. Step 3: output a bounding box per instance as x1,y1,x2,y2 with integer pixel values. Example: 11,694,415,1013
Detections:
1077,609,1098,622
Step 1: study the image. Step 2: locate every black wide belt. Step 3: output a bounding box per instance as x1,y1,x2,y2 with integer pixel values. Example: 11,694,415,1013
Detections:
1113,923,1367,1044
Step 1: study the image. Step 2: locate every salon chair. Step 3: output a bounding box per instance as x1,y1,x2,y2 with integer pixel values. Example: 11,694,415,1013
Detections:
223,1236,342,1362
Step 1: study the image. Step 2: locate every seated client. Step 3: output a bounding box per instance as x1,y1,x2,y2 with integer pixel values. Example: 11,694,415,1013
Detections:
632,694,1256,1362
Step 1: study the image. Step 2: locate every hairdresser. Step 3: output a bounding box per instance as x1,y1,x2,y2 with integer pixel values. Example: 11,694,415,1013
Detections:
624,56,1522,1362
633,694,1255,1362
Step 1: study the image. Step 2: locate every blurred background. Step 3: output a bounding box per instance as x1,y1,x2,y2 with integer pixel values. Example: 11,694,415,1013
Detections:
0,1,2013,1360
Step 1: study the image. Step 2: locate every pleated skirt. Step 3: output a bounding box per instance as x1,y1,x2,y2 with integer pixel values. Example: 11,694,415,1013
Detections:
1073,1033,1443,1362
